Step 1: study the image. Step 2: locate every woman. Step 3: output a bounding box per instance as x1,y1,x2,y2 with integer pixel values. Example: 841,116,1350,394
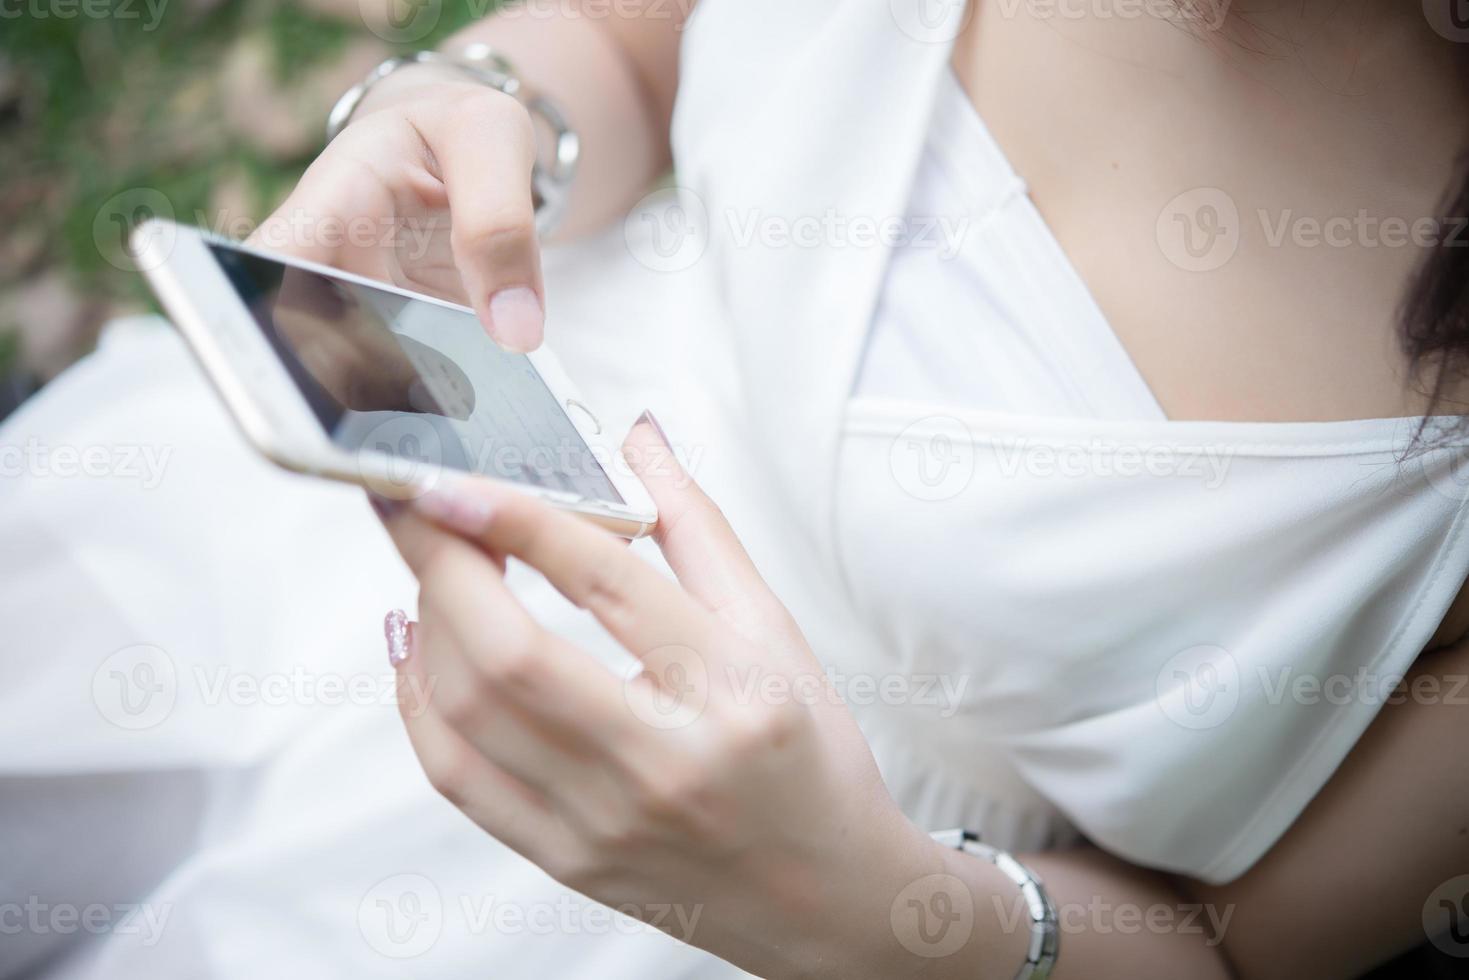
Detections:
257,1,1469,976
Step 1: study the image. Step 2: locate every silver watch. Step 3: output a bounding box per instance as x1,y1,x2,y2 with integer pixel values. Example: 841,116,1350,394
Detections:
932,829,1060,980
325,43,579,235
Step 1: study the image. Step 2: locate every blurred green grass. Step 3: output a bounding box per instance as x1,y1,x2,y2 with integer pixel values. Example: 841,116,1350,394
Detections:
0,0,486,382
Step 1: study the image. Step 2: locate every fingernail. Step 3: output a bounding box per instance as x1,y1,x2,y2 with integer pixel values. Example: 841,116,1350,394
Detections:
485,286,543,352
412,484,495,536
384,609,413,667
368,493,404,521
635,409,672,449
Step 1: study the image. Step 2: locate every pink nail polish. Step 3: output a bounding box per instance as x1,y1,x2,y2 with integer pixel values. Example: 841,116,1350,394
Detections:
635,409,672,449
385,609,412,667
486,286,544,352
412,486,495,536
367,493,404,522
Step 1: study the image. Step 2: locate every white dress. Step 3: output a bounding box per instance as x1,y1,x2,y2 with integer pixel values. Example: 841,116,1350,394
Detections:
672,0,1469,884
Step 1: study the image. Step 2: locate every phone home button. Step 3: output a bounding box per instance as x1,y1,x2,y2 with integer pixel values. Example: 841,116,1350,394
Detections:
565,399,601,435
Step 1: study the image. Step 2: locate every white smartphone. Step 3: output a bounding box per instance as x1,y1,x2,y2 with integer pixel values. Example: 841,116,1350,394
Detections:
132,220,658,538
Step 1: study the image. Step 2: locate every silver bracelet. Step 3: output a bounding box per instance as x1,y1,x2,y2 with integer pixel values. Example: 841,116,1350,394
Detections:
325,44,580,236
931,829,1060,980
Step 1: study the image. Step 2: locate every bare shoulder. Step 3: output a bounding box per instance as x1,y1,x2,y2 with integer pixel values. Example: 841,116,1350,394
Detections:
955,2,1469,424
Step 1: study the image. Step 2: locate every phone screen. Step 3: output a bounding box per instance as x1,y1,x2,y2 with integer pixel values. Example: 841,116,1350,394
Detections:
209,243,623,504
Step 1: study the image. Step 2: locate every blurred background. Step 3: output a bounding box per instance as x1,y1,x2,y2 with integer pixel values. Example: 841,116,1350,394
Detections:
0,0,491,420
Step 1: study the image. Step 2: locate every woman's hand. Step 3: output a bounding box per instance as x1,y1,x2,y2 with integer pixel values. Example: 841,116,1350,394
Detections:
243,4,689,352
378,412,1469,980
249,67,546,351
373,415,955,979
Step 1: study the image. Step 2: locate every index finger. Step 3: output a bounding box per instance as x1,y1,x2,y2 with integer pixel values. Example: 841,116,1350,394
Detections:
403,478,726,676
377,505,647,743
404,86,546,352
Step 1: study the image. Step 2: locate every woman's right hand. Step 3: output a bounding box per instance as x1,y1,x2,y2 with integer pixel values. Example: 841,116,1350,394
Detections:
249,70,547,352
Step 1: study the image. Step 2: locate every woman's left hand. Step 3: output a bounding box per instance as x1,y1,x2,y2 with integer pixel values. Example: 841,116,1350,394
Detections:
374,415,946,978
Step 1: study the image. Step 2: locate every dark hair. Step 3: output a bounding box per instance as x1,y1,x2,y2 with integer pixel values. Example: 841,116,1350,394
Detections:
1402,158,1469,432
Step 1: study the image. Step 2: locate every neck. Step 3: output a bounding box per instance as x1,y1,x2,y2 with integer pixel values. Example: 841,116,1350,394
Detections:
1208,1,1463,89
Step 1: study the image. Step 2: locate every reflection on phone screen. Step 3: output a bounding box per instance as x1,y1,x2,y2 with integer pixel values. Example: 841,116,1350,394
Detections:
211,244,623,504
